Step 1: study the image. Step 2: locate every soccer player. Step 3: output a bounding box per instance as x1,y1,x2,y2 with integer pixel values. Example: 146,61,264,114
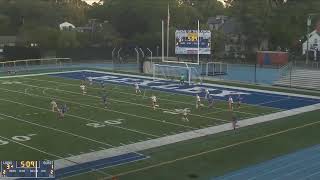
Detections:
228,95,234,111
50,99,58,112
151,94,159,110
196,94,203,109
181,108,190,122
134,82,141,94
180,74,185,85
58,103,68,120
237,94,243,108
100,81,106,89
80,83,86,95
204,88,210,99
231,114,239,130
102,94,108,108
208,95,214,108
87,77,93,86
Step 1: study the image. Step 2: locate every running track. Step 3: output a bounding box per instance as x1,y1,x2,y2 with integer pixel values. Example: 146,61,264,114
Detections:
214,144,320,180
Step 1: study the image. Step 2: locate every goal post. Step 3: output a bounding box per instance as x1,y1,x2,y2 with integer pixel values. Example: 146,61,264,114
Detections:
201,62,228,76
153,63,202,85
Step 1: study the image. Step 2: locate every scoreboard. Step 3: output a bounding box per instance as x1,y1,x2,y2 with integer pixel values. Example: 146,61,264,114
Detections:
1,160,54,178
175,30,211,55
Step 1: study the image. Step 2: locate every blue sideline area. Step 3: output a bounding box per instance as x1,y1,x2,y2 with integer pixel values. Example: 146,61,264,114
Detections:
18,153,147,179
50,70,320,110
214,144,320,180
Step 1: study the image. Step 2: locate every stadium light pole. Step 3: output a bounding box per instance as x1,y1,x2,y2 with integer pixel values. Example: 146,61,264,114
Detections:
162,20,164,62
167,3,170,58
198,20,200,65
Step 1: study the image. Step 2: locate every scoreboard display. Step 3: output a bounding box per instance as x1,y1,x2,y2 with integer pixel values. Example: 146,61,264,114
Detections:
1,160,54,178
175,30,211,55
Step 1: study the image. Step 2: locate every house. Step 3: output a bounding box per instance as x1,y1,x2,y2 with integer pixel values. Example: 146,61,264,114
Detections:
220,18,246,53
207,15,228,31
302,30,320,55
75,26,93,33
59,22,76,31
0,36,17,48
0,36,17,59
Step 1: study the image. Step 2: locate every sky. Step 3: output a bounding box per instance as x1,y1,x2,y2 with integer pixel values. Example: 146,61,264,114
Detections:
83,0,226,5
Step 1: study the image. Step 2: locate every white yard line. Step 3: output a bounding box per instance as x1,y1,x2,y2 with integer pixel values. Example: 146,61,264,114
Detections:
0,86,197,130
0,131,113,179
23,76,278,115
0,95,160,139
0,112,115,148
202,97,287,116
2,69,320,100
16,82,230,123
55,102,320,171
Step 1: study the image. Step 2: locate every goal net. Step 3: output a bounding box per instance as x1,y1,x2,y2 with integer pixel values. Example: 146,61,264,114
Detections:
0,58,72,74
153,63,202,85
201,62,228,76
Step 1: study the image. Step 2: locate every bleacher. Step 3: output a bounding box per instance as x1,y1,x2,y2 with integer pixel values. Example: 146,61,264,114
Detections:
275,67,320,90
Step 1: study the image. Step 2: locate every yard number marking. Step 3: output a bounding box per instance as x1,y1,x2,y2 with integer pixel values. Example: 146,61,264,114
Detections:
86,119,124,128
0,134,37,146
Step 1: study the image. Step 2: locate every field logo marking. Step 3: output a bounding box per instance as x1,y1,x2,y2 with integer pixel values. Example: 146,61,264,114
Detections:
88,75,252,97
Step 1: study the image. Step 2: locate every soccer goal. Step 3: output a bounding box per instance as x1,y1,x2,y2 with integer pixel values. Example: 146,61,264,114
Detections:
201,62,228,76
153,63,202,85
0,58,72,74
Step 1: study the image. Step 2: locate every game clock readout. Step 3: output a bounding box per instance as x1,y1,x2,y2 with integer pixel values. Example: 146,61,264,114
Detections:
1,160,54,178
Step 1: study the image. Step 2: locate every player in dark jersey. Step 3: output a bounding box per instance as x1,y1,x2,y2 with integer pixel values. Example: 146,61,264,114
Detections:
58,103,68,120
232,114,239,130
102,94,108,108
208,95,214,108
237,94,243,108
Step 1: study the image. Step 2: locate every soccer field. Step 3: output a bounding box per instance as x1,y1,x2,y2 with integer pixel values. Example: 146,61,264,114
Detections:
0,70,319,179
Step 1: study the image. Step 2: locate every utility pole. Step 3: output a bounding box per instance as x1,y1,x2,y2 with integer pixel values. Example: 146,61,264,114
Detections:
167,3,170,58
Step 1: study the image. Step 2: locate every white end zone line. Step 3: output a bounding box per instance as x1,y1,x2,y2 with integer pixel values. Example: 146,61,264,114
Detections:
22,76,279,117
81,69,320,100
2,69,320,101
22,76,283,119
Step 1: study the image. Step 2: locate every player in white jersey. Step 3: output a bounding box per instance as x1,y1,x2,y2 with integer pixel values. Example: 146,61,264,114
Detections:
151,95,159,110
204,88,210,99
196,94,203,109
181,108,190,122
228,95,234,111
87,77,93,85
80,83,86,95
135,82,141,94
50,99,58,112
